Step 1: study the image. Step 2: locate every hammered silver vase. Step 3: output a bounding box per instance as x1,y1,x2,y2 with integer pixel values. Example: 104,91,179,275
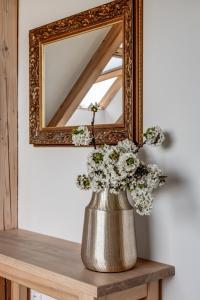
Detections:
81,189,137,273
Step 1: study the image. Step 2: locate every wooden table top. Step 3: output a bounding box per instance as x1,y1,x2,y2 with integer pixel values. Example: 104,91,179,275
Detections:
0,229,175,297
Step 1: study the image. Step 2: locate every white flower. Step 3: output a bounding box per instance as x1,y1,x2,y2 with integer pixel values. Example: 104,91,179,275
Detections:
104,146,120,166
89,102,100,112
144,126,165,146
76,174,91,190
90,168,108,183
133,192,153,216
117,139,139,153
108,166,126,191
101,144,111,152
147,164,165,191
130,178,149,198
87,148,105,173
72,126,92,146
117,153,140,176
90,174,108,192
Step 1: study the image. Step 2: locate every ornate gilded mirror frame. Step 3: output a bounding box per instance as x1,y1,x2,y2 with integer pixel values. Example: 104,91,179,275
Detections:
29,0,143,146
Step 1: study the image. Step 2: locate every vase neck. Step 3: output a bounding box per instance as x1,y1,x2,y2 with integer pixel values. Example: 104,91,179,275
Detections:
88,189,133,211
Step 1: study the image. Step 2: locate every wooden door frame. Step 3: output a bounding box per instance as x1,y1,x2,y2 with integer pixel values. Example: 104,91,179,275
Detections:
0,0,18,298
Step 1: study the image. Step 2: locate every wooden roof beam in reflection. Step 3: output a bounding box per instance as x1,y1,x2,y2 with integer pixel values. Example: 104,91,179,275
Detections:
99,76,122,109
48,23,123,127
96,67,122,83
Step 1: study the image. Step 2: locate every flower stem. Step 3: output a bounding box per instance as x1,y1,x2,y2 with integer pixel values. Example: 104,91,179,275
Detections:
135,140,146,153
91,111,96,149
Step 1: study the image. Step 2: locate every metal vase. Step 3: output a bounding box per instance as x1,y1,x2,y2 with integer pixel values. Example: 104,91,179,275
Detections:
81,189,137,273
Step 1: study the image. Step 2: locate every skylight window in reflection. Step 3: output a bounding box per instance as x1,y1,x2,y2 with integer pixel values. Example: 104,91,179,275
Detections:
103,57,123,73
79,77,117,109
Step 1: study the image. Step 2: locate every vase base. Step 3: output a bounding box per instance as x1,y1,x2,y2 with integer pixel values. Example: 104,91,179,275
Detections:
82,262,137,273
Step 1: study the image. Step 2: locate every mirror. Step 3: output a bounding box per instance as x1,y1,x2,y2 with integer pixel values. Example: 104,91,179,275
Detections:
29,0,143,146
44,23,124,127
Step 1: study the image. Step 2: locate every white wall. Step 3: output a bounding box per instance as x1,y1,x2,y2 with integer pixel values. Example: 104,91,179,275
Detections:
18,1,200,300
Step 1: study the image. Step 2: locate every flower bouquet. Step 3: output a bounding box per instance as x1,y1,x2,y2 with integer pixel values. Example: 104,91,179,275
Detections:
72,104,166,216
72,103,167,272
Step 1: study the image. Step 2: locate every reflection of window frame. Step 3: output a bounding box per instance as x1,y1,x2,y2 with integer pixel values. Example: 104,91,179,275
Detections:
79,72,122,110
102,55,123,73
96,67,122,83
79,52,123,111
99,76,122,109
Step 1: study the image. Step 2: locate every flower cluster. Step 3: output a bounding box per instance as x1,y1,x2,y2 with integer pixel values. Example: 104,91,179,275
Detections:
85,143,140,194
76,174,91,190
89,102,100,112
72,126,92,146
144,126,165,146
129,164,166,215
75,133,167,216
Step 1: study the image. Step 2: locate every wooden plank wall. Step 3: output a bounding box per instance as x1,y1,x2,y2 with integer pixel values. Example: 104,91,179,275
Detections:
0,0,18,298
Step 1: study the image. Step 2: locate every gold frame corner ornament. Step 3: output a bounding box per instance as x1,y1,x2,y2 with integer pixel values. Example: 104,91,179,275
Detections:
29,0,143,146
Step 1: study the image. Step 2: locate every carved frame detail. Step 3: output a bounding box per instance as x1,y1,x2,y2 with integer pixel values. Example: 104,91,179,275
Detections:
29,0,143,146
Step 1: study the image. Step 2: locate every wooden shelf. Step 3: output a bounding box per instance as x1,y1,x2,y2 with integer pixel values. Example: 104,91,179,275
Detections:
0,229,175,300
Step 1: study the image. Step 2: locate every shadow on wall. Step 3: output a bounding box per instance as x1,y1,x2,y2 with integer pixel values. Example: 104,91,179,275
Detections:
133,131,199,260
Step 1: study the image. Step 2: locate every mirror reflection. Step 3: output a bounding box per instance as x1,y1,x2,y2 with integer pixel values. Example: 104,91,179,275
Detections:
43,22,124,127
